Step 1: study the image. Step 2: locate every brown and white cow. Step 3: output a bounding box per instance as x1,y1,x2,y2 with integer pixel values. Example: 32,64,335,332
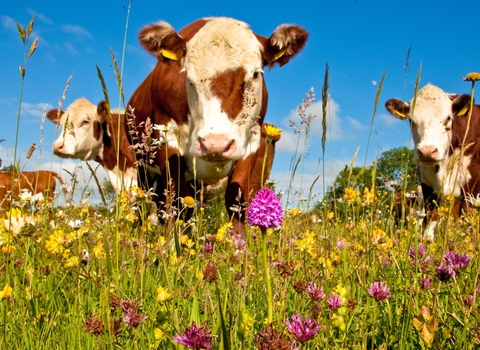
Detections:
127,17,307,235
385,84,480,239
0,170,67,208
47,98,137,192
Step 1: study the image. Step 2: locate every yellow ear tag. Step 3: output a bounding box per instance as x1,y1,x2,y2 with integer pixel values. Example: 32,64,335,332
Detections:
394,110,406,119
273,48,287,61
457,105,468,117
161,49,178,61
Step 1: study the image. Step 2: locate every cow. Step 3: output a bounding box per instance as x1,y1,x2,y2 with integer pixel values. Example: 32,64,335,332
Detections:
0,170,67,208
127,17,307,235
385,83,480,240
47,98,137,193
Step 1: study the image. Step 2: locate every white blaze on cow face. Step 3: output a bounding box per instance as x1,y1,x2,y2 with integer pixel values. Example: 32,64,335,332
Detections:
386,84,454,166
183,18,263,179
48,98,104,161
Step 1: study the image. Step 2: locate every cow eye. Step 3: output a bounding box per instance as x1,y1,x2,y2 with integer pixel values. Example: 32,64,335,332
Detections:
80,119,90,126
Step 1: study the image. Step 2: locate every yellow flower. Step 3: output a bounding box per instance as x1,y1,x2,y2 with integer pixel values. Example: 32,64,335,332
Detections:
288,208,302,217
263,124,283,138
294,230,317,258
182,196,196,208
463,72,480,82
93,242,106,259
216,222,232,241
64,256,79,268
154,328,165,340
361,187,376,206
156,286,171,302
326,212,334,220
343,187,360,204
196,270,204,279
0,283,13,300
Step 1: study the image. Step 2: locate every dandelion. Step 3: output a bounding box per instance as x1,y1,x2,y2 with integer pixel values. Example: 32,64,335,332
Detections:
173,322,214,349
156,286,171,302
247,188,283,229
263,124,283,139
286,314,321,344
327,293,343,310
361,187,376,206
0,283,13,301
368,281,391,301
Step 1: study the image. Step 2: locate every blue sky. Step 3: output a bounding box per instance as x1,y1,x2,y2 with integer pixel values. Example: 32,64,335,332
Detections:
1,1,479,207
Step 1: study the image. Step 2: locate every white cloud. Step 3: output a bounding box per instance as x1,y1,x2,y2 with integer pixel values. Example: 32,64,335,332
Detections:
277,97,343,154
347,116,368,130
21,102,49,118
26,8,53,25
62,24,91,39
1,15,16,30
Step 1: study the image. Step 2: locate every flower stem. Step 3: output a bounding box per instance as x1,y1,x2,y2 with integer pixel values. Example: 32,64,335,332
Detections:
261,227,273,323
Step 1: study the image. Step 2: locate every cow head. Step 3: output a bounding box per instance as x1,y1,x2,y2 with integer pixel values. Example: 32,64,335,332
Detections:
47,98,105,161
385,84,456,166
138,17,308,179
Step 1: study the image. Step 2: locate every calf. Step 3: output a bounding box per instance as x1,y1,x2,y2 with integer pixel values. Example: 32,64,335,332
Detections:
128,17,307,235
385,84,480,239
47,98,137,193
0,170,67,208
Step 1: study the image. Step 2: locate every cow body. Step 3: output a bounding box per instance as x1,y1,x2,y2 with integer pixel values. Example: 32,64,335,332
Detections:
385,84,480,239
0,170,67,207
128,17,307,235
47,98,137,192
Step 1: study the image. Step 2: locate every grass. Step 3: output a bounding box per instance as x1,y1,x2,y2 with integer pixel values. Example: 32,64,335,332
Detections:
3,13,480,350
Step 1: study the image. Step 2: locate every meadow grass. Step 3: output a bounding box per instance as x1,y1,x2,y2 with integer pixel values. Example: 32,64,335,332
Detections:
3,14,480,350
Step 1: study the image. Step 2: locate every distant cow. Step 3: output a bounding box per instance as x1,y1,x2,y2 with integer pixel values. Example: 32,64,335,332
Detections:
385,84,480,239
0,170,67,208
47,98,137,192
128,17,307,235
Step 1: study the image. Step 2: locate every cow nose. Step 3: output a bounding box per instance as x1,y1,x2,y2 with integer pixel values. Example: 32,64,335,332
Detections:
53,140,65,154
417,145,439,161
197,134,237,160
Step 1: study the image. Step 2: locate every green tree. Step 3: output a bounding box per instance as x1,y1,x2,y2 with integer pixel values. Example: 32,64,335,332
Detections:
324,165,374,203
375,146,418,191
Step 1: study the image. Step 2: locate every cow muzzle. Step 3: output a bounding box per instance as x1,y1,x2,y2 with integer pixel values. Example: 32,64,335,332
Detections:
197,134,237,161
416,145,442,164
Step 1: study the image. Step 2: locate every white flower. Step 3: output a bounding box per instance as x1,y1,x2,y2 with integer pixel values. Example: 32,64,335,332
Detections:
68,219,83,229
466,192,480,208
20,189,33,202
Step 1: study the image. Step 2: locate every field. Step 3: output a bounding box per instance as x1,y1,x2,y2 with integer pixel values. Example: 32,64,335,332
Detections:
2,15,480,350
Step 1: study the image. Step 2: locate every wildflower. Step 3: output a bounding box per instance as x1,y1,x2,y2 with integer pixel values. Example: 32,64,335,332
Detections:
293,280,309,294
20,189,33,202
121,300,148,328
463,72,480,82
216,222,232,241
247,188,283,229
286,314,321,344
0,283,13,301
343,187,359,204
331,314,346,331
420,277,431,290
182,196,196,208
443,251,471,270
436,263,455,281
255,324,291,350
327,293,343,310
68,219,83,229
92,242,106,259
203,261,219,283
83,317,104,336
335,239,346,249
156,286,171,302
466,192,480,207
361,187,376,206
408,244,427,260
173,322,214,349
203,243,214,254
307,283,325,301
368,281,391,301
264,124,283,139
64,256,79,268
465,295,475,307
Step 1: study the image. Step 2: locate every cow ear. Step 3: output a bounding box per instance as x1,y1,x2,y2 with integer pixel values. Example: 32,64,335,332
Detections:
46,109,63,124
138,21,186,62
97,101,110,121
452,94,473,117
261,24,308,68
385,99,410,120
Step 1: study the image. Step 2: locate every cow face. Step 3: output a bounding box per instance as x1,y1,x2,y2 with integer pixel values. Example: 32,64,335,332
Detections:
385,84,455,166
138,17,308,180
47,98,104,161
